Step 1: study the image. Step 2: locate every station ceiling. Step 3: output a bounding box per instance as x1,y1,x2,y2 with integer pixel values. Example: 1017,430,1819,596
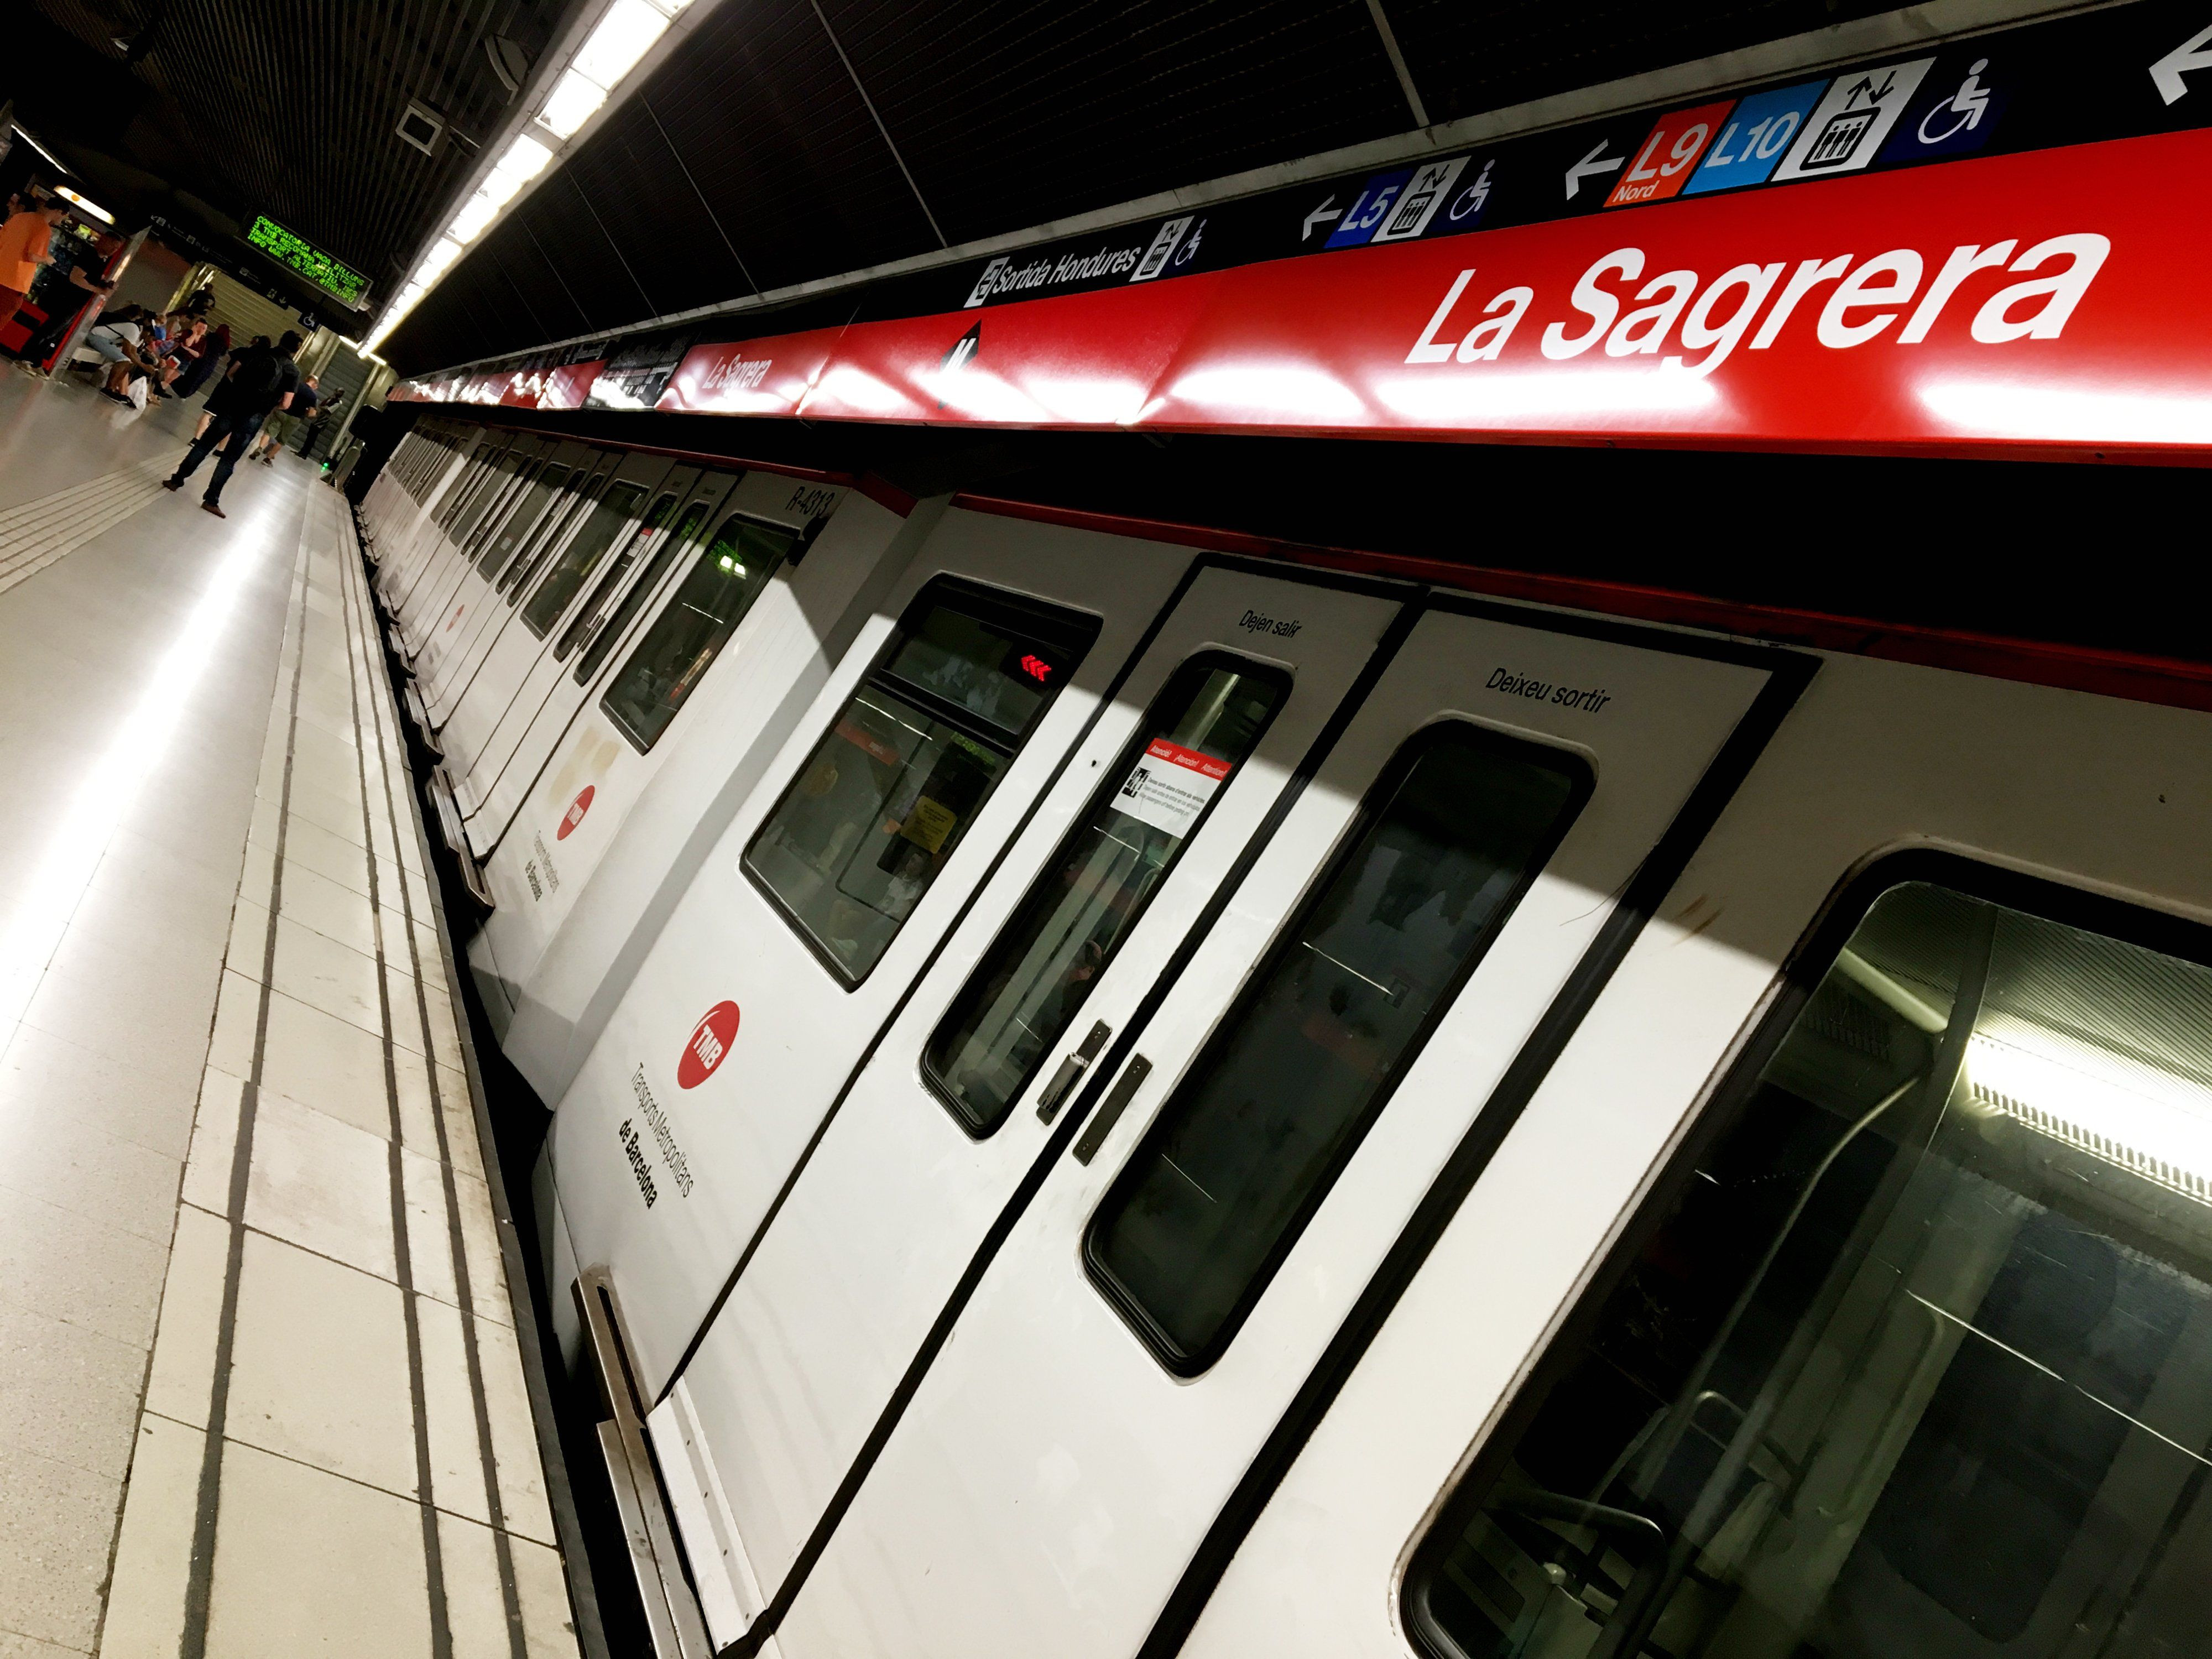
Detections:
382,0,1892,375
7,0,577,321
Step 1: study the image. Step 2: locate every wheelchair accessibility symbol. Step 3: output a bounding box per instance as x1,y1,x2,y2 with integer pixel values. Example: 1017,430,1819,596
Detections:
1919,60,1992,143
1882,55,2008,162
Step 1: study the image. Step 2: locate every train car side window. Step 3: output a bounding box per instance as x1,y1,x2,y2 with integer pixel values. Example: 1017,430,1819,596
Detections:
743,583,1099,987
924,654,1288,1136
598,513,799,752
520,481,646,632
552,489,677,660
572,498,711,686
1086,723,1590,1373
1404,869,2212,1659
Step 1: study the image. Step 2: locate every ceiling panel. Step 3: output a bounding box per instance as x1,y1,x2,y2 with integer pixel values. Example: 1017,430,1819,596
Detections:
17,0,569,312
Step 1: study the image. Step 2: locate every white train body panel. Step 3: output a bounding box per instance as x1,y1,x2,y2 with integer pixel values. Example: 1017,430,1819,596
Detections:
675,564,1411,1632
547,511,1201,1397
767,604,1776,1658
1175,651,2212,1659
446,468,748,846
367,426,488,607
365,414,2212,1659
422,448,674,726
393,435,567,661
467,478,893,1035
430,453,698,795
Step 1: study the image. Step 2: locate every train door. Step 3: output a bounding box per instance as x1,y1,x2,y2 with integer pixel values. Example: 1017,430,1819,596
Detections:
469,478,884,1037
654,560,1408,1641
546,515,1207,1397
1166,658,2212,1659
391,432,541,638
754,602,1795,1659
398,435,556,656
408,439,589,681
425,448,671,729
378,423,476,570
413,442,608,704
378,426,491,612
435,457,695,791
455,469,820,857
446,466,734,840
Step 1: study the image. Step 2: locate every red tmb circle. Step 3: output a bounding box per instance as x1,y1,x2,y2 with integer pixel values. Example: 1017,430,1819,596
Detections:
676,1001,740,1089
556,784,595,841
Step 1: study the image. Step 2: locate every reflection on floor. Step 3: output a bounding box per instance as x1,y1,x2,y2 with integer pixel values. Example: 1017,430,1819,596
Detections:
0,373,578,1656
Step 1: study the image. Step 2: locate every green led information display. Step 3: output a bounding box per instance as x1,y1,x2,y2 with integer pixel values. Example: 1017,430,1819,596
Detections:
247,215,366,305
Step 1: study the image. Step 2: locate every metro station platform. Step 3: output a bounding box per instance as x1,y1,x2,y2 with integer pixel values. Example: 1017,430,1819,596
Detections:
0,374,581,1657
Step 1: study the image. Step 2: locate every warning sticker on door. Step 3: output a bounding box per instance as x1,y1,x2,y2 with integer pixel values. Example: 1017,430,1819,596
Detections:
1114,739,1231,838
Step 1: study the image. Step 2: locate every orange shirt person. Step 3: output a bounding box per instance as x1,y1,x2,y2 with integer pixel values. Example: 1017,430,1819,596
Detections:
0,199,71,330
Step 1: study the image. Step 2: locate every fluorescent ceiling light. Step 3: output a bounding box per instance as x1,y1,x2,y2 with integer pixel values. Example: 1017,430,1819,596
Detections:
418,237,463,280
477,169,525,209
9,124,69,171
572,0,669,89
1970,1027,2212,1204
52,185,112,225
495,134,554,184
540,68,608,138
447,192,499,243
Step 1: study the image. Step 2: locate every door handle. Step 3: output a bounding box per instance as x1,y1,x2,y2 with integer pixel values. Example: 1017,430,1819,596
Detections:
1074,1054,1153,1165
1036,1020,1113,1123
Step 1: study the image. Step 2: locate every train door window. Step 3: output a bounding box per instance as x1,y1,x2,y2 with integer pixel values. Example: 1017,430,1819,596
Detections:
499,471,602,594
1405,870,2212,1659
448,441,526,544
598,513,799,751
742,584,1099,986
1087,722,1589,1373
556,489,680,662
475,463,571,579
924,654,1288,1136
571,498,711,685
521,479,649,634
439,436,509,530
424,432,469,510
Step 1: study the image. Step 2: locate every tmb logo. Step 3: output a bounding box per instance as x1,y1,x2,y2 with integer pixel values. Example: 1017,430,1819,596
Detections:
556,784,594,841
676,1000,740,1089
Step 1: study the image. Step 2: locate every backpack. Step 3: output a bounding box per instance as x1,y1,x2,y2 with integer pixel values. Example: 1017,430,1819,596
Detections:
234,350,289,399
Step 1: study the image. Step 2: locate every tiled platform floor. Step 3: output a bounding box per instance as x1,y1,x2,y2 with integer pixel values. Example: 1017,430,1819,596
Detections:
0,373,580,1656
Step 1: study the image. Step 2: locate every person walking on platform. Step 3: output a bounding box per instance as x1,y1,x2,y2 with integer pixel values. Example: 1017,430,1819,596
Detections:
0,197,72,333
248,373,319,463
163,328,301,518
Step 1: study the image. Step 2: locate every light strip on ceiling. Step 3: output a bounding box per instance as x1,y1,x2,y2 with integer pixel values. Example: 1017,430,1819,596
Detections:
1969,1028,2212,1206
8,124,70,172
364,0,692,351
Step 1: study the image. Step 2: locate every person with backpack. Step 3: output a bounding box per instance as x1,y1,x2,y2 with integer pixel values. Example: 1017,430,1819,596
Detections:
162,328,302,518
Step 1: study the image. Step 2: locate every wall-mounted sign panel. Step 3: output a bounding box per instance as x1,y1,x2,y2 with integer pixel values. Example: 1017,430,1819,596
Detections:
247,215,367,307
395,0,2212,462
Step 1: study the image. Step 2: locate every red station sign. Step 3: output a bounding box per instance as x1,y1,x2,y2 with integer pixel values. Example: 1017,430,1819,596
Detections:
394,8,2212,465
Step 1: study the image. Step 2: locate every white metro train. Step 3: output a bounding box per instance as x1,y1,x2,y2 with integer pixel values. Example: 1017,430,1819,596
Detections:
359,416,2212,1659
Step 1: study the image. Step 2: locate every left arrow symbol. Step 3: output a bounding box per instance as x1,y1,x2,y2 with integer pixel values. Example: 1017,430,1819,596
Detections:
1303,196,1342,240
2151,21,2212,104
1565,141,1625,200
